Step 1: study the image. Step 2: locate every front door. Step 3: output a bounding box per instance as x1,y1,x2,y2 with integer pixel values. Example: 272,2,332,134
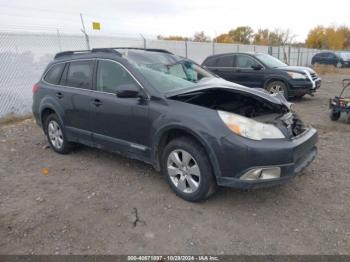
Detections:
233,54,265,88
90,59,150,160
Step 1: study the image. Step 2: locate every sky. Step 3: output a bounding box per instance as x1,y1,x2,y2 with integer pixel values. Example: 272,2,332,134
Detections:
0,0,349,41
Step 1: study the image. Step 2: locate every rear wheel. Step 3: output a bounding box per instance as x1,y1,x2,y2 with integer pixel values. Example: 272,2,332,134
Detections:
161,137,217,202
336,62,342,68
45,114,73,154
266,80,288,98
330,110,341,121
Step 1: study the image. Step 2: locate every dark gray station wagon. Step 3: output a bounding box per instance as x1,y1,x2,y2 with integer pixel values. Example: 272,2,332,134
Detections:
32,48,318,202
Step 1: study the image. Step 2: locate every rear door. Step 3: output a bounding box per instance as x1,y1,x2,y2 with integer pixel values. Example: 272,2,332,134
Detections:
90,59,150,160
60,59,96,144
233,54,265,88
203,55,235,82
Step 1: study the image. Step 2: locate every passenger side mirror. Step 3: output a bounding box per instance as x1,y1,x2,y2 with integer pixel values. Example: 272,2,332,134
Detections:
251,64,263,70
116,84,143,98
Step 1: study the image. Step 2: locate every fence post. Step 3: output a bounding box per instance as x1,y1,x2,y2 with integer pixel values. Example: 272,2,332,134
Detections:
212,40,215,55
140,34,146,48
80,13,90,50
185,40,188,58
56,29,62,51
288,45,291,64
297,46,300,66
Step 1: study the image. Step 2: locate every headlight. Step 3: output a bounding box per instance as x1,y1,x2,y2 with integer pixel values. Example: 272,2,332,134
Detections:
287,72,307,79
218,111,285,140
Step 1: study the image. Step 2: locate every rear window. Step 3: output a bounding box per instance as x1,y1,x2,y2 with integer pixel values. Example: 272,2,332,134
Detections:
44,63,65,85
66,60,94,89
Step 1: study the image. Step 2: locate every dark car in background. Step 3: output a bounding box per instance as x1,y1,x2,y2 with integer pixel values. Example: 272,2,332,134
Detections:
32,48,318,202
311,51,350,68
202,53,321,98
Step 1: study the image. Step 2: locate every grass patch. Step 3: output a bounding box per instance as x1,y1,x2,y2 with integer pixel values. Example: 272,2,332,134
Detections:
0,114,33,126
313,64,350,76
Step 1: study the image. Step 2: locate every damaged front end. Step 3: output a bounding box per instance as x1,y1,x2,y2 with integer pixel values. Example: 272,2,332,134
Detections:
167,86,307,140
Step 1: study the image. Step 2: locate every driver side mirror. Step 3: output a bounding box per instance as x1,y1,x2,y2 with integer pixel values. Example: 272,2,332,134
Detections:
115,84,144,99
251,64,263,70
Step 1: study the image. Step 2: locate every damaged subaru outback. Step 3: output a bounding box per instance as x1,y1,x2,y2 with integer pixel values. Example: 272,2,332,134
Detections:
32,48,318,202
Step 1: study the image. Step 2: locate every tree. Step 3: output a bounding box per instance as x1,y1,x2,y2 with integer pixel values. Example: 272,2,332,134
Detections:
214,33,234,43
157,35,189,41
338,26,350,49
192,31,211,42
305,26,326,49
228,26,254,44
253,29,270,45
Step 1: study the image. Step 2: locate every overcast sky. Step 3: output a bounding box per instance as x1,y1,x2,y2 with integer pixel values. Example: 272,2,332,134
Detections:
0,0,349,41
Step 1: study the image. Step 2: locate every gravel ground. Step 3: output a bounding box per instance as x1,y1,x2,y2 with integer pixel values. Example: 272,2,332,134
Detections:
0,74,350,255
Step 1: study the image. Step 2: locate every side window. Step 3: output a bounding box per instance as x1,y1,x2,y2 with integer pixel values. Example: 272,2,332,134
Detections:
44,63,65,85
235,55,258,68
66,60,94,89
203,57,216,67
215,56,234,67
96,60,137,93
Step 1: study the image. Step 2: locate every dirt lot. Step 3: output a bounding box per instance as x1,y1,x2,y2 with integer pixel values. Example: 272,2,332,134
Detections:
1,74,350,255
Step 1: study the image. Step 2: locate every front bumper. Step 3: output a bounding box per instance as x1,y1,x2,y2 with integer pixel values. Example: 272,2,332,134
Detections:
216,128,318,189
289,78,321,96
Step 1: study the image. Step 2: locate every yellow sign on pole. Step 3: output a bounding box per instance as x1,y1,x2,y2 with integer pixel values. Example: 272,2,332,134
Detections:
92,22,101,30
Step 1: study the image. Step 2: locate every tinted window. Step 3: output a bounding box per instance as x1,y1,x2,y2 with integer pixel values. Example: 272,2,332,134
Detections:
235,55,258,68
96,60,136,93
44,63,65,85
214,55,234,67
66,60,94,89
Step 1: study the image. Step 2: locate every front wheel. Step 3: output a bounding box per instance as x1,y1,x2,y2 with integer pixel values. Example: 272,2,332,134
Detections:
161,137,217,202
336,62,342,68
330,110,341,121
265,81,288,98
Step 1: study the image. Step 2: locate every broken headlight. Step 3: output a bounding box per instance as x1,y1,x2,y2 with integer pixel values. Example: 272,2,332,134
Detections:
218,110,285,140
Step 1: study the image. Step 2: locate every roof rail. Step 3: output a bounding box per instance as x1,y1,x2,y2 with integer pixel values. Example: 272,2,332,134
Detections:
54,50,90,59
111,47,173,54
91,48,122,55
53,47,173,60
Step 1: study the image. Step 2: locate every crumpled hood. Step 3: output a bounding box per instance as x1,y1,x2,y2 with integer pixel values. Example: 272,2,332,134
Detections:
165,77,291,108
277,66,316,74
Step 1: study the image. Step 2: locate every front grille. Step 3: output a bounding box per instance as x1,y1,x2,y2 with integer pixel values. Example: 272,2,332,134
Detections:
310,72,318,81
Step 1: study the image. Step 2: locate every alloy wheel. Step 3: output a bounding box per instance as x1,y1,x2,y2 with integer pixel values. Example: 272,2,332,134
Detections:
167,149,201,194
48,120,64,150
269,84,285,96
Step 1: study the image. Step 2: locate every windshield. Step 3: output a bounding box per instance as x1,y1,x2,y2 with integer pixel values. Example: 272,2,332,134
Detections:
255,53,287,68
124,51,215,93
340,52,350,60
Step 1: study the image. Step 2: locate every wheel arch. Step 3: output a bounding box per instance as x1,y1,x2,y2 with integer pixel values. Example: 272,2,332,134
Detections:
152,125,221,178
39,99,65,134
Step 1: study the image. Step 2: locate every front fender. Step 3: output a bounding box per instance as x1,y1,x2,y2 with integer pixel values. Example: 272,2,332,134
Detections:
151,123,222,179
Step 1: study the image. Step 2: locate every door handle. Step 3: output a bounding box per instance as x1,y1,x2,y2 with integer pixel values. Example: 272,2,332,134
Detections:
91,99,103,107
56,92,63,99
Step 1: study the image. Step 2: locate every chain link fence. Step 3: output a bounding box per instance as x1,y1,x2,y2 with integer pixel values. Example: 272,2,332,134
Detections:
0,31,327,118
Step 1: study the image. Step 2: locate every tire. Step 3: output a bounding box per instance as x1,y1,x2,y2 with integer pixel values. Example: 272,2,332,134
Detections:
330,110,341,121
265,80,288,98
336,62,342,68
44,114,73,154
161,137,217,202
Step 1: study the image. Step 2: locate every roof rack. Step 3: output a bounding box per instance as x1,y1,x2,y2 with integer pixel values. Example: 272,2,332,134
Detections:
111,47,174,54
54,50,90,59
54,47,173,60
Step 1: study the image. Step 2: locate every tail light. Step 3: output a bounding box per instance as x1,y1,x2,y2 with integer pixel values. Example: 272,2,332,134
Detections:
32,83,39,94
